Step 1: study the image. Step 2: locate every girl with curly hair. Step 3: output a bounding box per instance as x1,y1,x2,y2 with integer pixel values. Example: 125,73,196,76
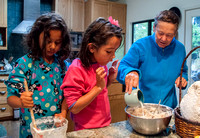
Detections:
5,12,71,137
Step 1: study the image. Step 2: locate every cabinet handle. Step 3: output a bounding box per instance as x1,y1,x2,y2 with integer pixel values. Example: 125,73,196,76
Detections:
0,91,6,95
0,79,5,82
0,107,6,111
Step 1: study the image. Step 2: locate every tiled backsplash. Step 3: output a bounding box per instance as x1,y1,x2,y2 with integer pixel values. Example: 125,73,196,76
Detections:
0,0,52,62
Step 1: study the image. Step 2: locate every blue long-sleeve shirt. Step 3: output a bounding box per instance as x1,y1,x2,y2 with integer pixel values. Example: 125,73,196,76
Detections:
117,33,188,109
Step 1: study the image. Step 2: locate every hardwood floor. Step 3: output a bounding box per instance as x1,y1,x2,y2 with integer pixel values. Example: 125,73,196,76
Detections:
0,120,20,138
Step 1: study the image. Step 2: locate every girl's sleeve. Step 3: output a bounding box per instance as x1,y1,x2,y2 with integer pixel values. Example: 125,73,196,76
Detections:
5,55,31,98
61,66,85,109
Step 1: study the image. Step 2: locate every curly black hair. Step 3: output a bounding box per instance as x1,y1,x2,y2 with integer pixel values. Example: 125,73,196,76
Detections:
23,12,71,72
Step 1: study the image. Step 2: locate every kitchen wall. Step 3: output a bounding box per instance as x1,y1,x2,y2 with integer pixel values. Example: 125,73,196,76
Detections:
0,0,52,62
118,0,200,53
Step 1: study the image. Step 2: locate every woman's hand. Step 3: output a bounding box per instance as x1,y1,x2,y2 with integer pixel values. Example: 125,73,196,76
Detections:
108,60,120,83
175,77,187,88
125,71,139,94
20,91,34,108
96,67,107,90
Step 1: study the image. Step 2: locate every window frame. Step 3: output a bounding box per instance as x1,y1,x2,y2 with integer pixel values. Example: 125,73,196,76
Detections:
132,19,154,43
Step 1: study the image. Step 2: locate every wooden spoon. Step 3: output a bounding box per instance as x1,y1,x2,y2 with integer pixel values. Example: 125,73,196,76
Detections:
24,79,37,129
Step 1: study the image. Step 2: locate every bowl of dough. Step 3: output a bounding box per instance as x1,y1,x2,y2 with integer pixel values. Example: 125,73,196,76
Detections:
125,103,173,135
30,116,68,138
175,81,200,137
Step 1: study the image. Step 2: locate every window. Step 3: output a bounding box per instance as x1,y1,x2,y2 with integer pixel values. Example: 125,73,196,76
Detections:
185,8,200,89
190,16,200,82
132,19,154,43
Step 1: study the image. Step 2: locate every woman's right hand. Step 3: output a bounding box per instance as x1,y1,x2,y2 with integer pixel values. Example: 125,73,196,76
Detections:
125,71,139,94
20,91,34,108
96,67,107,90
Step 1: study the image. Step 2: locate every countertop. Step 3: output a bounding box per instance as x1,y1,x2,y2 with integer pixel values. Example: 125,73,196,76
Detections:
66,116,180,138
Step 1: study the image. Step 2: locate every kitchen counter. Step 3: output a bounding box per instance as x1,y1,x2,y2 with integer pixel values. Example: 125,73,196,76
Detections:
66,115,180,138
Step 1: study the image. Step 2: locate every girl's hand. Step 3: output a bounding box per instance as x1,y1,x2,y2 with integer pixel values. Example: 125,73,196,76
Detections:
20,91,34,108
96,67,107,90
54,112,67,119
54,114,67,128
108,60,120,83
125,71,139,94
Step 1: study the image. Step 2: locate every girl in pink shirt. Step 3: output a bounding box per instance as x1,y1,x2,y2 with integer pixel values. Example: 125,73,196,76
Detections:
61,17,123,130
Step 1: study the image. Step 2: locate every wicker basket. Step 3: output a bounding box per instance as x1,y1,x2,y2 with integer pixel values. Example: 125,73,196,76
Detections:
174,46,200,138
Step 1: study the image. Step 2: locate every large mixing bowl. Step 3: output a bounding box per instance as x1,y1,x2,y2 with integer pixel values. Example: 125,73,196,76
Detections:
125,103,173,135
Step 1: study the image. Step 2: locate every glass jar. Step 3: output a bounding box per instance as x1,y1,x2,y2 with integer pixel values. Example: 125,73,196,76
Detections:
0,34,3,46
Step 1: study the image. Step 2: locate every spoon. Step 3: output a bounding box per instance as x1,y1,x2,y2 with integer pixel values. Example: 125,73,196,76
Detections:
24,79,37,129
152,99,161,117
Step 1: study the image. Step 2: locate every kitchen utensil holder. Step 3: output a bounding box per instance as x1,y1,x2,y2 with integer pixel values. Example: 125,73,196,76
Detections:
174,46,200,137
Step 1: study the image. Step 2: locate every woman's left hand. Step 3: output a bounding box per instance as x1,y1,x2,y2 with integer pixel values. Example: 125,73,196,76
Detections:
175,76,187,88
108,60,120,82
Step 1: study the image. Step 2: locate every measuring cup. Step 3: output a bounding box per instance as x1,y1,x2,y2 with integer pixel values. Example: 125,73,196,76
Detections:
124,85,144,107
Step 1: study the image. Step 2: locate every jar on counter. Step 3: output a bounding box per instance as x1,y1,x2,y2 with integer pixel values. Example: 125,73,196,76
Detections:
0,34,3,46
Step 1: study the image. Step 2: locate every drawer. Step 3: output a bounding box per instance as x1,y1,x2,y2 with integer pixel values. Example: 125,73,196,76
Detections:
108,82,123,96
0,75,8,87
0,87,7,104
0,104,13,118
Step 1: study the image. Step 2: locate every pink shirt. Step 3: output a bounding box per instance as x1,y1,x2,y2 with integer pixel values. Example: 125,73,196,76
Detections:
61,59,111,130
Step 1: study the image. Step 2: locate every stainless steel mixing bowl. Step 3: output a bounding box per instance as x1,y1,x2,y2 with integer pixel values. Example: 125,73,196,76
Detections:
125,103,173,135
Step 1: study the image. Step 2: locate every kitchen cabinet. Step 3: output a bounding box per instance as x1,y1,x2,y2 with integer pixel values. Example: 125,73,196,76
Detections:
0,0,7,27
108,80,126,123
85,0,127,33
0,75,13,120
54,0,85,32
109,2,126,33
0,0,7,50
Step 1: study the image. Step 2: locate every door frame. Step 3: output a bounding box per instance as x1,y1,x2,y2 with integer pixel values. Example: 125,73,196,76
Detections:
181,7,200,98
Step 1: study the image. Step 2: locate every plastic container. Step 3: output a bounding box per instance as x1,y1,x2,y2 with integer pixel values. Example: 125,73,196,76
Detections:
0,34,3,46
30,116,68,138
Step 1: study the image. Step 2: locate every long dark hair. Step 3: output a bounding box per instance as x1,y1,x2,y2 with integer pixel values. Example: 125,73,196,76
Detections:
79,17,122,68
23,12,71,72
